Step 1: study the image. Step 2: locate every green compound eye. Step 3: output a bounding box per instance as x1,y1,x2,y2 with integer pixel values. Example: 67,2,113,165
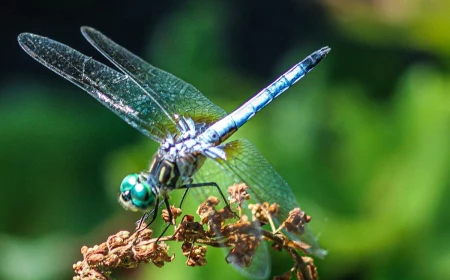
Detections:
120,174,139,194
119,174,156,212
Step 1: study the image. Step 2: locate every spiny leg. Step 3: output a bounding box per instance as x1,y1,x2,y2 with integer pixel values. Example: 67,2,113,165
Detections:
138,199,166,224
156,197,173,242
155,182,235,242
179,182,227,207
179,182,238,218
141,182,237,243
136,197,163,232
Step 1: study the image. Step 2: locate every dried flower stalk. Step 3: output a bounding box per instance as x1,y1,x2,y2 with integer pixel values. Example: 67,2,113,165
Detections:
73,183,318,280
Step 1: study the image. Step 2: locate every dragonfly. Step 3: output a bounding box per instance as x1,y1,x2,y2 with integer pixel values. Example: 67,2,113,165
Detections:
18,27,329,279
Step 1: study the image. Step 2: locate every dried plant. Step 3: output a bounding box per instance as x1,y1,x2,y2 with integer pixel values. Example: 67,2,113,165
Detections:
73,184,318,280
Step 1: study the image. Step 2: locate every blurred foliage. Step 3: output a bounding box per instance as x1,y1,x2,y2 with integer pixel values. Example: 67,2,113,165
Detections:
1,0,450,280
325,0,450,56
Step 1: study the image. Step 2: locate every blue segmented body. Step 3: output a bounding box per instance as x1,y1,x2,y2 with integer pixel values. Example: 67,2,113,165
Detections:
202,47,330,145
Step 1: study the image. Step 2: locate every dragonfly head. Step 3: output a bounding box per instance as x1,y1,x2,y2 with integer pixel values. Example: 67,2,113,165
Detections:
119,173,156,212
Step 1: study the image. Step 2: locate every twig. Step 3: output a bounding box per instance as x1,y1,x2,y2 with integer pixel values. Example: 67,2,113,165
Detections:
73,183,319,280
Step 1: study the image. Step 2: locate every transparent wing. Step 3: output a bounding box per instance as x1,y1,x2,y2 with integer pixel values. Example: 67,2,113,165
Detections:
193,151,271,279
195,139,326,259
221,139,326,258
81,26,227,133
18,32,174,142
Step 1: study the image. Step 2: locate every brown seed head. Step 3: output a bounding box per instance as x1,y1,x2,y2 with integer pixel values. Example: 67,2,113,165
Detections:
282,208,309,235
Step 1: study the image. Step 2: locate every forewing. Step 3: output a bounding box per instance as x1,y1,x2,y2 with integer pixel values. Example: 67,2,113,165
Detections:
18,32,175,142
193,153,271,279
194,139,326,255
218,139,326,258
81,27,227,132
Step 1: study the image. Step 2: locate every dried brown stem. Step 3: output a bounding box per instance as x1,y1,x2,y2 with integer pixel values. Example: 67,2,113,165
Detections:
73,183,319,280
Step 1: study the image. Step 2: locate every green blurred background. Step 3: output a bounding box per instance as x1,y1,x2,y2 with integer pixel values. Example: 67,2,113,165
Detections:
2,0,450,279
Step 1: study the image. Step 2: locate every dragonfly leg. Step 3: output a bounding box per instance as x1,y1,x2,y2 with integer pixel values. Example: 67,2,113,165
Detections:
136,212,152,225
135,197,162,232
179,187,190,209
180,182,238,218
156,197,173,242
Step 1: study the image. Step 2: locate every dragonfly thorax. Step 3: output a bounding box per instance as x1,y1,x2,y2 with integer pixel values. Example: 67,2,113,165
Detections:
119,138,207,212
